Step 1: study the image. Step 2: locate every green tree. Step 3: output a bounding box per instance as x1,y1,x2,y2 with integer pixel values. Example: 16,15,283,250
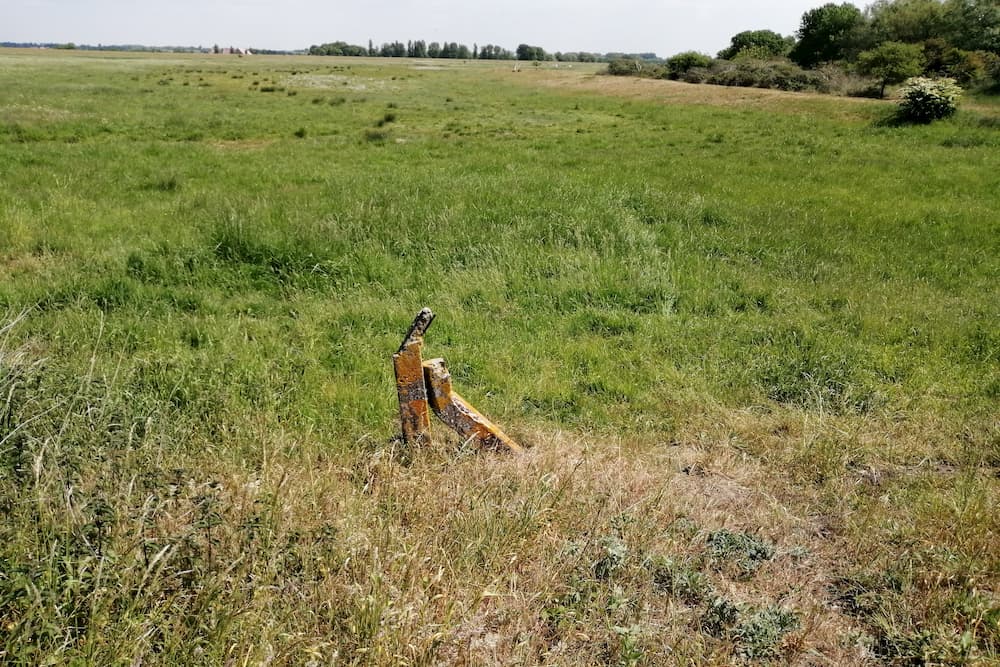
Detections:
943,0,1000,53
857,41,925,96
516,44,546,61
717,30,791,60
868,0,948,44
790,3,868,67
922,38,986,82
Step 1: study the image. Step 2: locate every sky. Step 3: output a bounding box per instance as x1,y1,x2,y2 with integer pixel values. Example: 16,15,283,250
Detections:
4,0,849,56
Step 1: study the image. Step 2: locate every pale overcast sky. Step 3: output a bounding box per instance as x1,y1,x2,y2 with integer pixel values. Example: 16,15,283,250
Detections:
4,1,855,55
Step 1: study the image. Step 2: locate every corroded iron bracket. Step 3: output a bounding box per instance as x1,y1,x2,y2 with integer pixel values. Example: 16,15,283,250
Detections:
423,358,522,453
392,308,435,445
392,309,520,453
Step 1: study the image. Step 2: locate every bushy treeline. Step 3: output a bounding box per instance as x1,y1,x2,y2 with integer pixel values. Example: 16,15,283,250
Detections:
308,40,514,59
307,39,659,63
609,0,1000,96
0,42,265,54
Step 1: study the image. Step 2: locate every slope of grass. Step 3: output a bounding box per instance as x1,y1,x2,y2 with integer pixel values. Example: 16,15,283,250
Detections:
0,49,997,664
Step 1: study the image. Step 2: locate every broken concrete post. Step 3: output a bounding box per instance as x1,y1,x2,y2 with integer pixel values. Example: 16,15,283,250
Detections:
392,308,435,445
423,357,522,453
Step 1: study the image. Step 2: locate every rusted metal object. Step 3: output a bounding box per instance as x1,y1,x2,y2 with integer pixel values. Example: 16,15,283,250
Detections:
423,358,523,453
392,308,435,445
392,308,521,453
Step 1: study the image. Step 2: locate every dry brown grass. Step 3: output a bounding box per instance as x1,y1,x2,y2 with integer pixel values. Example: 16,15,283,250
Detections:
11,381,991,664
510,69,886,121
176,419,896,665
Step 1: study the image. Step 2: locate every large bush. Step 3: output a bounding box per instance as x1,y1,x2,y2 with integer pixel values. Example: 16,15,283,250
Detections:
666,51,714,79
898,76,962,121
607,59,641,76
707,59,828,92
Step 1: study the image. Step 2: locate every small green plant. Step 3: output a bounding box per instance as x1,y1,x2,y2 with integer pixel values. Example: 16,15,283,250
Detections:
611,624,645,666
649,557,712,604
151,174,181,192
898,77,962,122
293,127,307,139
700,596,741,636
594,536,627,580
707,530,775,579
735,606,799,659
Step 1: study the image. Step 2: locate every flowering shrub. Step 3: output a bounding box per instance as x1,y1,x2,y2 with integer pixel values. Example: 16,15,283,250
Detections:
898,77,962,122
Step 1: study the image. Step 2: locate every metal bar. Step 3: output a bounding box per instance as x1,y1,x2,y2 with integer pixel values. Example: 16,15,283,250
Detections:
423,357,522,453
392,309,435,444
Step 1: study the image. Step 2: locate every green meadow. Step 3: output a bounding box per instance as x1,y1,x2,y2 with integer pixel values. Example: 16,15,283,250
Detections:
1,49,997,664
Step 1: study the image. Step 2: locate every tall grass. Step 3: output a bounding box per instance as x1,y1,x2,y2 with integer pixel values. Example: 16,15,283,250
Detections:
0,49,997,664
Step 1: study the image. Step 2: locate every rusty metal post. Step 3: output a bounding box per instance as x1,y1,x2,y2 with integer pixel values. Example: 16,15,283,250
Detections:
393,308,435,445
423,358,522,453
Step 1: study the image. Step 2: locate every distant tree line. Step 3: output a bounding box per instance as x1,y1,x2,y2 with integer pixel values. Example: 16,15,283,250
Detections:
608,0,1000,96
0,42,303,54
307,39,659,63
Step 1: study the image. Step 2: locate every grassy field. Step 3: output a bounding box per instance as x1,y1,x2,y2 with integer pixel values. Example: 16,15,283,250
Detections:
0,49,998,665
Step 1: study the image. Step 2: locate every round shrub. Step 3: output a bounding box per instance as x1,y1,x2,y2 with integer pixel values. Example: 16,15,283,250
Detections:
898,77,962,122
666,51,713,79
607,59,639,76
683,67,711,84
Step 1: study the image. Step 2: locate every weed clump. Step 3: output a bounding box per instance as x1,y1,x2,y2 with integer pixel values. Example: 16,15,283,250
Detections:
752,328,881,414
376,112,397,127
364,128,389,143
149,174,181,192
650,557,711,604
734,606,800,659
707,529,775,579
593,535,627,579
700,596,741,636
